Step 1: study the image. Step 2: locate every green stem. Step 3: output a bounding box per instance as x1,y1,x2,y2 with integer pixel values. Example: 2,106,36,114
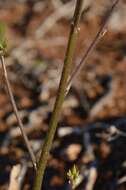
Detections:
33,0,83,189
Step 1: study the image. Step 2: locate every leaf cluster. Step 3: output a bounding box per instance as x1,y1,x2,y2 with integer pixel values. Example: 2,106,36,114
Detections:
67,165,80,189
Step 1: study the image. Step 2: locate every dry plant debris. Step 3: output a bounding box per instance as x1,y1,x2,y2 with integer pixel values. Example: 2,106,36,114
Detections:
0,0,126,190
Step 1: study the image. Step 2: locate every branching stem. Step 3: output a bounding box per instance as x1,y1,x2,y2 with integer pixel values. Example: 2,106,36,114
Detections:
33,0,83,189
67,0,120,91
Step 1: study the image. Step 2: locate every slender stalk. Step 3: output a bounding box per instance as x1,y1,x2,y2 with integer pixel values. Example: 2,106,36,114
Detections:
33,0,84,189
0,55,37,171
67,0,120,91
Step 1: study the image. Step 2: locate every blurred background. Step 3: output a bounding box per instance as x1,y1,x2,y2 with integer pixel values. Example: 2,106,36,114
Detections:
0,0,126,189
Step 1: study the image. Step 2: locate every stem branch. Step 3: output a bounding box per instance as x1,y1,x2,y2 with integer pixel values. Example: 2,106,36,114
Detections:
67,0,120,91
0,55,37,171
33,0,83,189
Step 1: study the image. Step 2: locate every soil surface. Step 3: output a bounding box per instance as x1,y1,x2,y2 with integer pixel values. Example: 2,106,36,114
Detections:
0,1,126,190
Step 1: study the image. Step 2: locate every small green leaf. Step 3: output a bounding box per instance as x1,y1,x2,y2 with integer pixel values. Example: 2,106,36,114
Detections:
67,165,80,189
0,22,7,54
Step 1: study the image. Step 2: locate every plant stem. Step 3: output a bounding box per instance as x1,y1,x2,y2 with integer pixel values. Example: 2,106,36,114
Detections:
67,0,120,92
33,0,83,189
0,55,37,171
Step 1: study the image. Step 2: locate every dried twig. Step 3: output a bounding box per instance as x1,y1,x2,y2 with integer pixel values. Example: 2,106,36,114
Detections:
0,55,37,170
35,0,75,39
85,167,97,190
51,0,63,10
8,165,21,190
8,163,27,190
117,175,126,185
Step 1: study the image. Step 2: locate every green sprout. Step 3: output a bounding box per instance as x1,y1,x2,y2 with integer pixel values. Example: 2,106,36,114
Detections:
0,22,7,55
67,165,80,190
